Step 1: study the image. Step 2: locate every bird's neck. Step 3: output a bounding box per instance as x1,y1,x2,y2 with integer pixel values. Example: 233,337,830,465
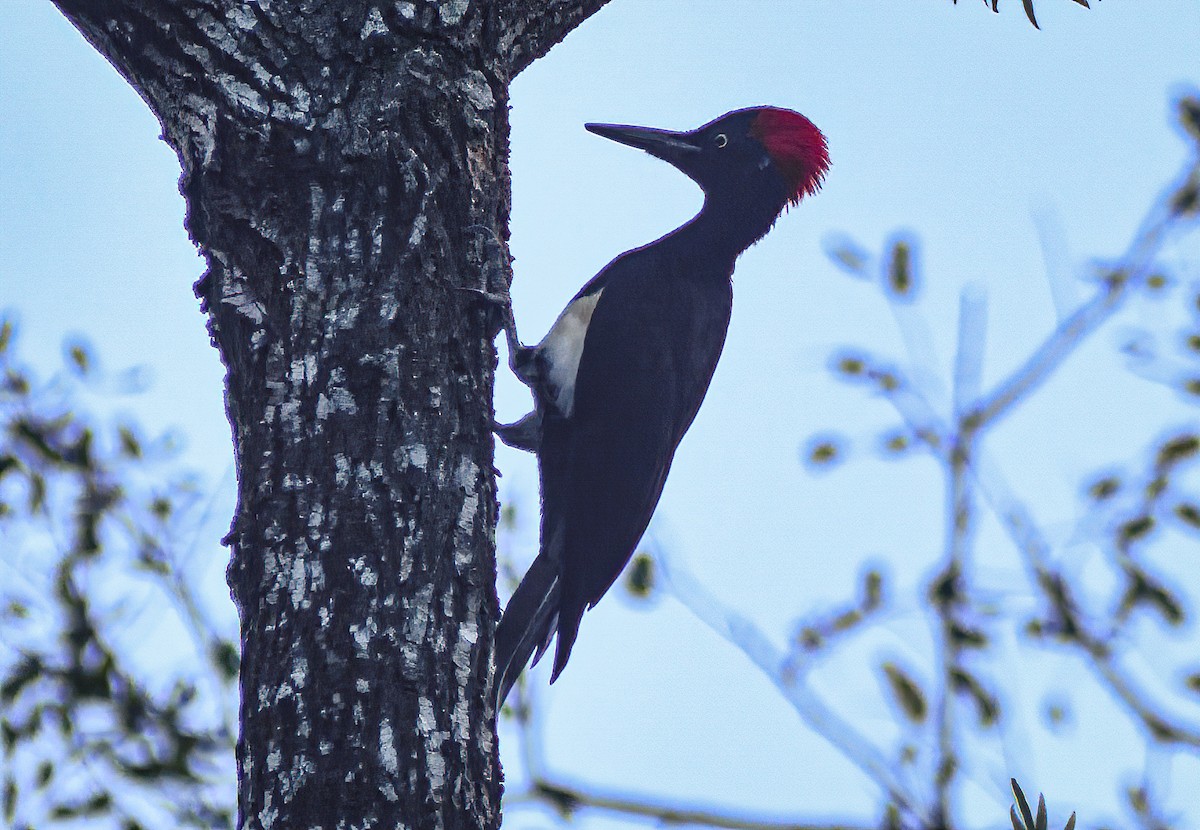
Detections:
674,192,786,268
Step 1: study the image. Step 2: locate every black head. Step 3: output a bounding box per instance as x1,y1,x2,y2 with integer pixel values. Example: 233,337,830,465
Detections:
585,107,829,210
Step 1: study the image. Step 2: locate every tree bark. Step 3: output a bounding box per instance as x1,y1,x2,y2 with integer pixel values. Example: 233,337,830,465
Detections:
49,1,610,827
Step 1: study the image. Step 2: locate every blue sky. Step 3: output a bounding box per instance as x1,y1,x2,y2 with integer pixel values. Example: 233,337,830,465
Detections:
2,1,1199,827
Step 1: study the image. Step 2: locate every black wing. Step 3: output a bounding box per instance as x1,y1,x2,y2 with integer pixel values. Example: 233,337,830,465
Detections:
547,250,731,680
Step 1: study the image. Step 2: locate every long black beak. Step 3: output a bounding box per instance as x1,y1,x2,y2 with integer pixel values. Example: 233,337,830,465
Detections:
585,122,701,166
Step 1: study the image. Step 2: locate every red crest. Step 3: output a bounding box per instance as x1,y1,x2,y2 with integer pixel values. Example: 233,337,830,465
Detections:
751,108,830,205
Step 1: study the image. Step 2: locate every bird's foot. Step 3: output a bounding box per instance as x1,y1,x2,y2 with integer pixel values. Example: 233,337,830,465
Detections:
495,410,541,453
458,285,541,391
460,224,527,356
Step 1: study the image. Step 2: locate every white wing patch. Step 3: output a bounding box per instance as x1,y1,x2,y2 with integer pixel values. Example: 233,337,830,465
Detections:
537,288,603,418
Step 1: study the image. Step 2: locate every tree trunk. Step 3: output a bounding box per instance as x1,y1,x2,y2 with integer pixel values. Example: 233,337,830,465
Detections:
49,1,609,827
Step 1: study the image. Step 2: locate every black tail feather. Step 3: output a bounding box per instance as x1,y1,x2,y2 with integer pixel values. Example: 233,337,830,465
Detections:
494,552,560,707
549,600,582,683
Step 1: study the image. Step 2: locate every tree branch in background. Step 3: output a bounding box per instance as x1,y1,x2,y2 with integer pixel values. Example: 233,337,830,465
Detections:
0,320,236,829
652,94,1199,828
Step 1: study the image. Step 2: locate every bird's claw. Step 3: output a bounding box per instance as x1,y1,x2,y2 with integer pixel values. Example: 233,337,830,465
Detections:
495,410,542,453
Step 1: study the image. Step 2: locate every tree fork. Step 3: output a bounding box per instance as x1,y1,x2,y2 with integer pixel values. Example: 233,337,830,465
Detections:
49,1,611,827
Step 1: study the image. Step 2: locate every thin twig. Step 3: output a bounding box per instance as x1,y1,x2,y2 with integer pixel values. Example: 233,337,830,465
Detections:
969,274,1127,430
952,288,988,419
661,560,929,825
931,287,989,825
969,161,1195,431
514,778,877,830
976,474,1200,748
880,368,1200,749
503,620,880,830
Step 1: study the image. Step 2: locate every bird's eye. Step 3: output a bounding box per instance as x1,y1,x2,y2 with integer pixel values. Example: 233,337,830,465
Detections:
714,133,728,149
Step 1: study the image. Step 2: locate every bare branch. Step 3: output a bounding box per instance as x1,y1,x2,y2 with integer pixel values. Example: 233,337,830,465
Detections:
968,161,1195,431
513,778,877,830
952,288,988,418
929,287,992,825
661,561,929,824
493,0,615,77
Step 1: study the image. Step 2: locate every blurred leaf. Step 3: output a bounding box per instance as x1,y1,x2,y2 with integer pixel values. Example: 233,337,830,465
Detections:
534,781,581,820
119,426,143,459
50,792,113,819
624,552,655,599
2,775,13,824
13,419,66,465
4,369,30,396
1,720,16,755
137,545,170,575
0,454,19,480
499,502,517,529
1119,567,1185,626
1043,698,1070,730
1157,434,1200,467
862,569,884,611
833,353,866,377
795,625,823,651
1,655,43,704
823,234,871,277
1086,475,1121,501
210,641,240,682
1145,475,1167,500
1173,175,1199,216
880,430,911,456
1116,515,1155,545
885,236,919,301
949,621,988,649
1127,786,1148,815
0,319,12,356
1181,96,1200,141
1145,273,1170,292
1176,502,1200,530
35,762,52,790
66,341,92,376
831,609,863,632
882,662,927,723
951,668,999,727
804,435,845,470
929,563,962,608
1185,672,1200,695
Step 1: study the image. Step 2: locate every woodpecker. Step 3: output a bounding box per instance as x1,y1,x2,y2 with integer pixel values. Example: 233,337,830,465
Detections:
494,106,829,705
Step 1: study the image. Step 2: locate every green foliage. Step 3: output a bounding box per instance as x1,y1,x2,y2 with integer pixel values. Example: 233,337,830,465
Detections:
797,93,1200,830
885,236,919,301
804,434,846,470
1010,779,1076,830
952,0,1095,29
623,552,656,599
0,318,234,829
882,662,928,723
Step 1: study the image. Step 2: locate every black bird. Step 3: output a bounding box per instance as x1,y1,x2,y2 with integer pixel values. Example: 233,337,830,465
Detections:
494,106,829,705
